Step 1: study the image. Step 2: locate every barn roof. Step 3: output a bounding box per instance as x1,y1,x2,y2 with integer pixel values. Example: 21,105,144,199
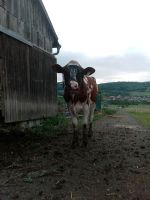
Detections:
39,0,61,53
0,0,61,55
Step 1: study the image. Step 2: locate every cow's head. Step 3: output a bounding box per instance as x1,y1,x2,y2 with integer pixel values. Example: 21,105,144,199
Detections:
52,60,95,91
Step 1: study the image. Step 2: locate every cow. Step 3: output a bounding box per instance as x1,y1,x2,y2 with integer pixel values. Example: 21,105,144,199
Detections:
52,60,98,147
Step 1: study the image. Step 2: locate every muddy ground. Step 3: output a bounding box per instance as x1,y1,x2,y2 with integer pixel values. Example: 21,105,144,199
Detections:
0,110,150,200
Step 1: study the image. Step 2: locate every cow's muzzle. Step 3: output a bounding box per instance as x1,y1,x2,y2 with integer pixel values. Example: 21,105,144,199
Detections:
70,81,79,90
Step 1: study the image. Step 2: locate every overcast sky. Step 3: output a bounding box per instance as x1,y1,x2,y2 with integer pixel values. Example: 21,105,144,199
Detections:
42,0,150,83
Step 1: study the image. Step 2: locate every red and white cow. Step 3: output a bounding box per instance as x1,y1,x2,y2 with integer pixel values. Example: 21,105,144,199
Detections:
52,60,98,147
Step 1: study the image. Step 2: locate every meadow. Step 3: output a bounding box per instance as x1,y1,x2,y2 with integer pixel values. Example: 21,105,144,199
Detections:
125,105,150,128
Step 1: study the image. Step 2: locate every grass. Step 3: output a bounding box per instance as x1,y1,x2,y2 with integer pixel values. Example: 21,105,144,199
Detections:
129,91,150,96
129,112,150,128
125,105,150,128
125,105,150,113
32,106,117,136
32,115,69,136
102,107,117,115
94,107,117,121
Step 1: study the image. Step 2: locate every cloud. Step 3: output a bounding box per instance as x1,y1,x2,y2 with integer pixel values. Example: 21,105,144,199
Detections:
55,51,150,83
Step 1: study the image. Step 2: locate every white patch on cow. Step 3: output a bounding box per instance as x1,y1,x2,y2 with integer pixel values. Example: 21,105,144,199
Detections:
67,60,80,66
69,100,95,126
84,77,92,94
72,102,83,114
90,85,93,90
89,103,96,123
75,102,83,113
68,102,84,128
67,103,78,128
87,87,91,94
70,80,79,90
84,76,88,84
83,104,90,125
72,116,78,128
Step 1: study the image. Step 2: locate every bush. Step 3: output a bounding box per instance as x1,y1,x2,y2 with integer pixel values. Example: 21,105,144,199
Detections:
102,107,117,115
32,115,69,136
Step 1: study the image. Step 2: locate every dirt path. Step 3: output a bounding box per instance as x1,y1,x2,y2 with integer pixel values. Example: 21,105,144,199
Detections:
0,110,150,200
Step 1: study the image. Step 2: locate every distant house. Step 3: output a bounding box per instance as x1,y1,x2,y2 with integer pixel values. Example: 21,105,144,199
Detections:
0,0,61,123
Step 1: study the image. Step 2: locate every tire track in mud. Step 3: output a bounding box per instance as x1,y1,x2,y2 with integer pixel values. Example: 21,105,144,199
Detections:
93,110,150,200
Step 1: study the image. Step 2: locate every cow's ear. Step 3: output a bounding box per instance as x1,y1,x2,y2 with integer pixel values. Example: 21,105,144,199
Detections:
51,64,64,73
83,67,95,76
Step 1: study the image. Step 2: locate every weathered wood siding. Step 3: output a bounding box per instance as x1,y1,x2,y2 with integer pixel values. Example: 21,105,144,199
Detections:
0,33,3,114
0,58,2,111
0,33,57,122
0,0,55,53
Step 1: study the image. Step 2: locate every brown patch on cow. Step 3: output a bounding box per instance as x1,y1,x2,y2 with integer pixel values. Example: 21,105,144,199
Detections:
86,76,97,102
64,76,97,104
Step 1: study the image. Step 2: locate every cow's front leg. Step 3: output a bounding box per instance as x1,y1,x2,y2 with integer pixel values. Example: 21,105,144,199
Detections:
68,104,79,148
82,104,90,147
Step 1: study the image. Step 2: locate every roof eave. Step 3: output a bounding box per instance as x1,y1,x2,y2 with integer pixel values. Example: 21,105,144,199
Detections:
38,0,61,52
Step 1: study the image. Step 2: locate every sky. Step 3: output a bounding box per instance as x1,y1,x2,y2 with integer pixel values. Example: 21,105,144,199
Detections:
42,0,150,83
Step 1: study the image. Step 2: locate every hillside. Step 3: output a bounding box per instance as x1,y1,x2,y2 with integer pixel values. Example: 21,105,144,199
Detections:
99,81,150,97
57,81,150,97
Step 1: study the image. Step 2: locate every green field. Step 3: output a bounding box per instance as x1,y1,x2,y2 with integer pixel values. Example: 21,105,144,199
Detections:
129,91,150,96
125,105,150,128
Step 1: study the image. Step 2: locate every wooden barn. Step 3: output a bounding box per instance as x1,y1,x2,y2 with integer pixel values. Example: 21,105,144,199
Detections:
0,0,61,124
